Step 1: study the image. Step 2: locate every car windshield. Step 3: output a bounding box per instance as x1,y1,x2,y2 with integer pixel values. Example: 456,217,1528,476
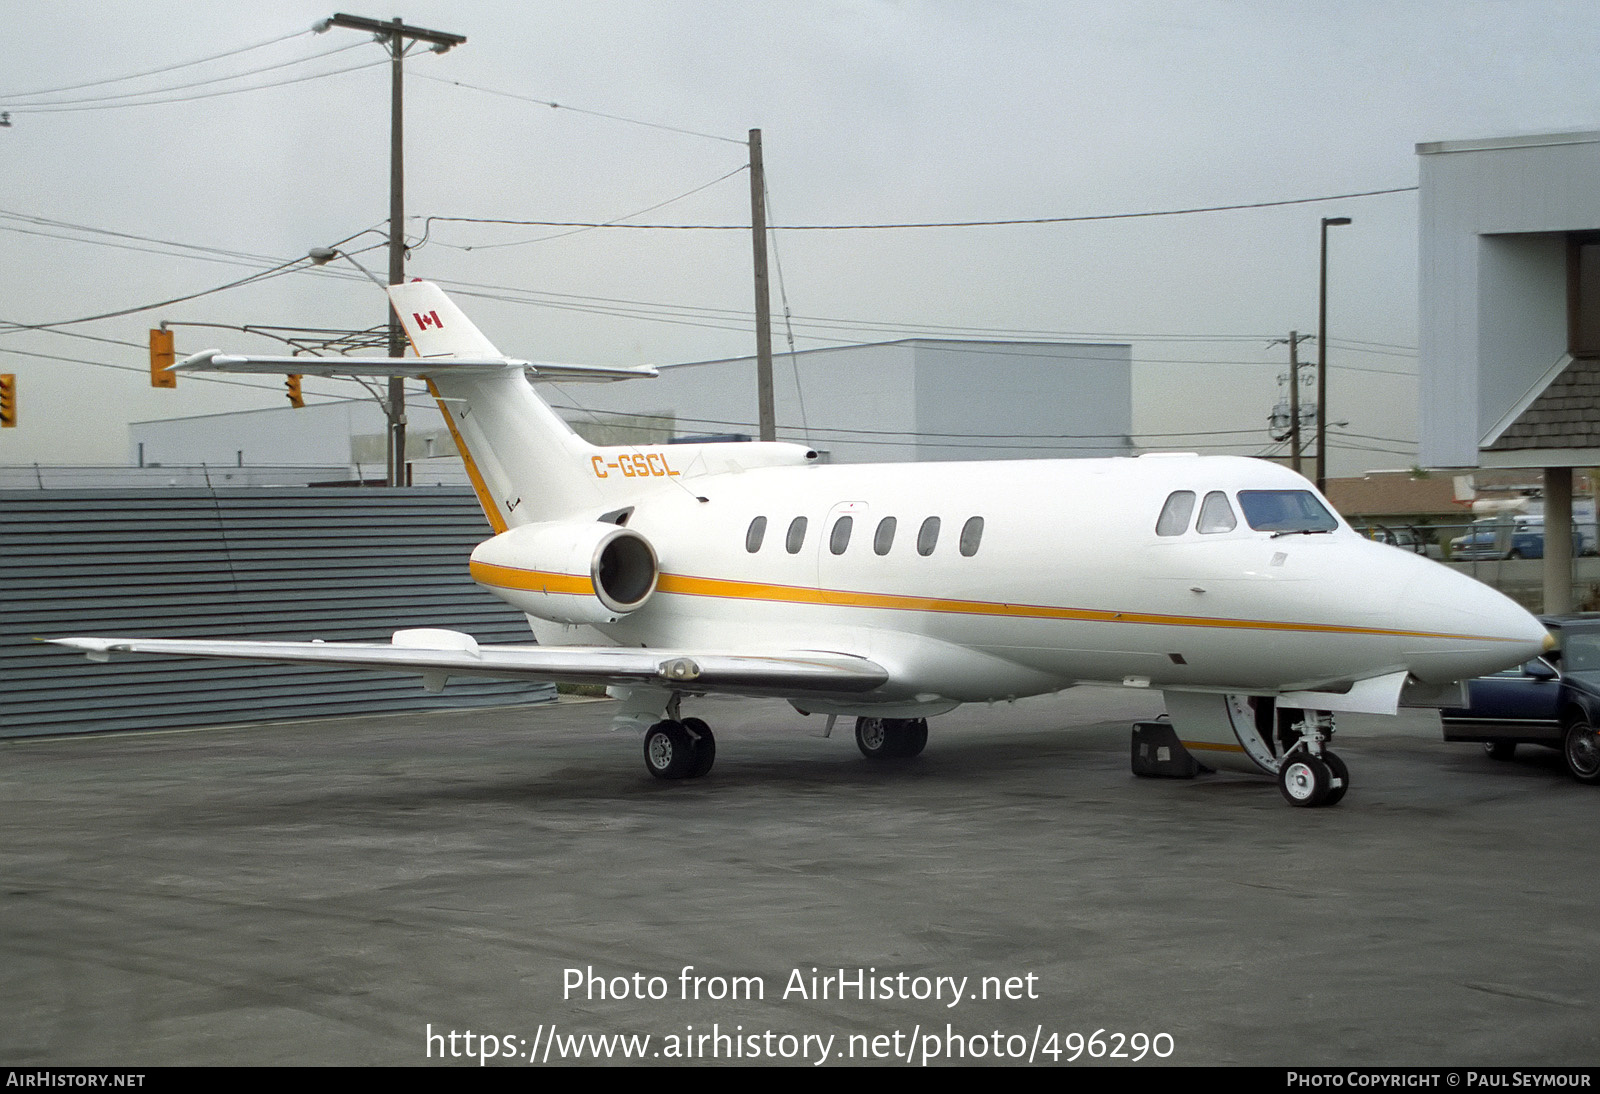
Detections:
1236,490,1339,534
1561,630,1600,676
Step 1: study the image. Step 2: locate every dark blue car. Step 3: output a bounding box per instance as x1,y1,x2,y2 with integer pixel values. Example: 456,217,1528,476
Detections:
1440,616,1600,783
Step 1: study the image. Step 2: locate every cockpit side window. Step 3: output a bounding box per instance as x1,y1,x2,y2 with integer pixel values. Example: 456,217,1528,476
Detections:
1236,490,1339,533
1197,491,1237,534
1156,491,1197,536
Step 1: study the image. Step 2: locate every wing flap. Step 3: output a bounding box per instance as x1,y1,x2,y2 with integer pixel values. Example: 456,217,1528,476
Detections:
50,634,888,697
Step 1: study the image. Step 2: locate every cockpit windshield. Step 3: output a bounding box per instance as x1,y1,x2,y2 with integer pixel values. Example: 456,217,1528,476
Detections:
1236,490,1339,534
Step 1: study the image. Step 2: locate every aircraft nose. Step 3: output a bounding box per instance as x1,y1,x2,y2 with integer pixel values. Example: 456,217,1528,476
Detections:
1395,559,1549,682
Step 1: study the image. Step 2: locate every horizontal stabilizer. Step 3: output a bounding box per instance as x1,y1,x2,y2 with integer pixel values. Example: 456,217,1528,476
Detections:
173,350,656,383
51,635,888,697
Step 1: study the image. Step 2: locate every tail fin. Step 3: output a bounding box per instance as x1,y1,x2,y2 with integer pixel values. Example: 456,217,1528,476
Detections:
175,281,654,529
391,281,504,358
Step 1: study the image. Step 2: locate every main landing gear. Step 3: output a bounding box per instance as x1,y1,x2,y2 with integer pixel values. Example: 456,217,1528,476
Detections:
643,717,716,780
855,717,928,760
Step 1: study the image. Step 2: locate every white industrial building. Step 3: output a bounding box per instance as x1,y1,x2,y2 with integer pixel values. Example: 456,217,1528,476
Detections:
128,337,1133,477
1417,128,1600,610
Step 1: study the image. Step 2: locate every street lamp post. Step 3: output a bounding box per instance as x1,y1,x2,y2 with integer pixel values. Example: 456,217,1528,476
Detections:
1316,216,1351,492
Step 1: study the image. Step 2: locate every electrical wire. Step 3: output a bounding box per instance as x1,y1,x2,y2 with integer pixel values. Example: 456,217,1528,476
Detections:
6,41,368,110
0,259,307,332
425,186,1417,232
411,71,746,145
13,57,390,114
0,27,312,100
419,163,750,252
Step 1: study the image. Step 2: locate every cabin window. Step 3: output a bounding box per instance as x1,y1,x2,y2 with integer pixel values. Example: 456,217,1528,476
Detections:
1236,490,1338,533
1197,491,1237,534
874,516,897,556
1156,491,1196,536
917,516,941,556
786,516,808,554
960,516,984,556
745,515,767,553
830,515,853,555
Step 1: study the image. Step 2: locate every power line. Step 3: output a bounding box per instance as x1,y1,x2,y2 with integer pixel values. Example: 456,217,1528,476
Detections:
411,71,746,145
13,57,389,114
426,186,1418,232
419,163,750,252
0,27,311,100
7,41,368,109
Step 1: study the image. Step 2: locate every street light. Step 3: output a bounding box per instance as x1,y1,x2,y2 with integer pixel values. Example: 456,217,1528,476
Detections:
1316,216,1352,492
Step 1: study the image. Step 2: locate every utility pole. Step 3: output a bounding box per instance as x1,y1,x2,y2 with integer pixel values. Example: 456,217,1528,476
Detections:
748,128,775,442
1285,331,1312,474
320,13,465,486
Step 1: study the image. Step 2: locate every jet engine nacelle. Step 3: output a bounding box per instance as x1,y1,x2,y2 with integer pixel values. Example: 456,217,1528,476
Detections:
469,520,658,625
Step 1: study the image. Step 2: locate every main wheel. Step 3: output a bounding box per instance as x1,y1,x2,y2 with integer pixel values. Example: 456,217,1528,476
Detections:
1321,750,1350,806
856,717,893,759
643,720,694,780
1484,740,1517,761
682,716,716,778
1562,720,1600,784
1278,751,1331,807
901,719,929,758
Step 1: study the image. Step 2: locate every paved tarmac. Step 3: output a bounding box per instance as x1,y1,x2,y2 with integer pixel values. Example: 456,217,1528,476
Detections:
2,688,1597,1068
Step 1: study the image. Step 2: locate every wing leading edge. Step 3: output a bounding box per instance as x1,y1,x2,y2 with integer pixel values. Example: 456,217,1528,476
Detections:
49,632,889,698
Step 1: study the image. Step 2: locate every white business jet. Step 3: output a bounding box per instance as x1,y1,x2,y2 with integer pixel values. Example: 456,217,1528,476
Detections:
56,282,1549,807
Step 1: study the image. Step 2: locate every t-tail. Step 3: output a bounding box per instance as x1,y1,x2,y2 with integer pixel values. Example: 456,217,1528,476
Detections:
175,281,659,529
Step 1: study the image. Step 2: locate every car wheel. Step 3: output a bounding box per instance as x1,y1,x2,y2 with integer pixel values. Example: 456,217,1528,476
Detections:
1484,740,1517,761
1562,720,1600,784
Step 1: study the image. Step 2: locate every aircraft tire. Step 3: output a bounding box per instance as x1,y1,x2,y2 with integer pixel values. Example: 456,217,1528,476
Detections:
643,719,695,780
1321,750,1350,806
901,719,929,758
856,717,891,758
1484,740,1517,761
1562,720,1600,784
1278,751,1331,807
683,717,716,778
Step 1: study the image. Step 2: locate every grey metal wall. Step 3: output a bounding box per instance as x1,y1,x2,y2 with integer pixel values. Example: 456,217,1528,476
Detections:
2,487,554,737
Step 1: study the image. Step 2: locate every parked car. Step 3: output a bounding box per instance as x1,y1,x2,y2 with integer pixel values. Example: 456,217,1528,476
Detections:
1448,515,1580,561
1440,616,1600,783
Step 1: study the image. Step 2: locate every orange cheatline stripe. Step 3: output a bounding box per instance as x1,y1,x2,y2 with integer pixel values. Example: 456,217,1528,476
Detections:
650,572,1511,642
470,563,1519,644
426,378,507,535
471,561,593,596
1180,740,1248,753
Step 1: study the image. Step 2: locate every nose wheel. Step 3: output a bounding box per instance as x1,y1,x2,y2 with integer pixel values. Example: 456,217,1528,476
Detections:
1277,747,1348,807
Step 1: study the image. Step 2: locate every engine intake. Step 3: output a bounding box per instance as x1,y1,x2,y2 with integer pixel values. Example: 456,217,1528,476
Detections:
469,520,659,625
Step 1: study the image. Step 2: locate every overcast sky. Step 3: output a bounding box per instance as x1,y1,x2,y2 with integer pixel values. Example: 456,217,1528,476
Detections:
2,1,1597,474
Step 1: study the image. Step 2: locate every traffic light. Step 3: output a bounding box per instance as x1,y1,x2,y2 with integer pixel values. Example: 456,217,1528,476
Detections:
285,374,304,409
0,373,14,428
148,328,176,388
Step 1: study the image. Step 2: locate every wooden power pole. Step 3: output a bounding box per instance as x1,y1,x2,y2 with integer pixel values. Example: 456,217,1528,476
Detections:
749,128,775,442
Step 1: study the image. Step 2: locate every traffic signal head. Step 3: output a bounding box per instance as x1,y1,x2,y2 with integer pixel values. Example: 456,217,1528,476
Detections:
285,374,304,409
0,373,14,428
149,329,176,388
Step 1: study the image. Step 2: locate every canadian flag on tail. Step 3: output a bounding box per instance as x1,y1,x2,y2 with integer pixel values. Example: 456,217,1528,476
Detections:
390,281,505,358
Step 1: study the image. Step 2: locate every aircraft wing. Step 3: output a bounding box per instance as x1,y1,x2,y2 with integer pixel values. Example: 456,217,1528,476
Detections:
49,631,888,697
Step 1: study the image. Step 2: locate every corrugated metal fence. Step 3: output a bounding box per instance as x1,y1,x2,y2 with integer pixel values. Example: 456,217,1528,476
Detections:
2,487,554,737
